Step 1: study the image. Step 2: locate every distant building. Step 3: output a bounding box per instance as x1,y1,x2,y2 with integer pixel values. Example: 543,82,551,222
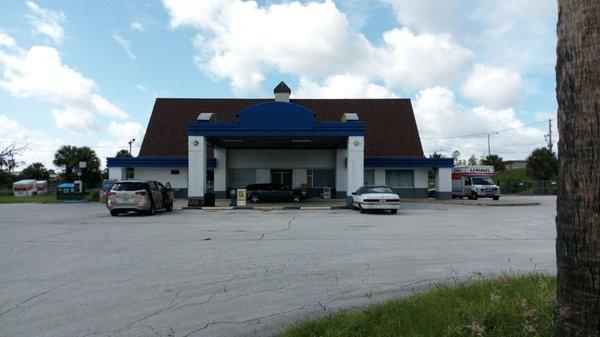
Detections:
504,160,526,170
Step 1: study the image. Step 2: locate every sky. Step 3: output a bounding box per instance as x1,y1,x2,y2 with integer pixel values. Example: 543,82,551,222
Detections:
0,0,558,170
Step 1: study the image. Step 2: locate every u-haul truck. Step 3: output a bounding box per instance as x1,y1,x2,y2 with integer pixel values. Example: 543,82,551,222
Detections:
452,166,500,200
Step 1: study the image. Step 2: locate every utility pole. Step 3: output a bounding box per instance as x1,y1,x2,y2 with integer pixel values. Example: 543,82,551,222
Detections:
487,132,499,156
545,119,553,152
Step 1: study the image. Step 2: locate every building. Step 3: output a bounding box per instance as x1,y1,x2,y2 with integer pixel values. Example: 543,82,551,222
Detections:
504,160,526,170
107,82,453,206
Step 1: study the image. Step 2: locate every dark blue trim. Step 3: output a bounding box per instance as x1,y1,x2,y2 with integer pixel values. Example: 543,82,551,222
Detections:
187,101,364,137
364,157,454,168
106,157,216,168
187,121,364,137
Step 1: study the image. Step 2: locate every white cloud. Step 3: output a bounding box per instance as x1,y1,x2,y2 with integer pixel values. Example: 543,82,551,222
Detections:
0,29,17,50
413,86,546,159
461,64,523,109
381,0,461,33
0,44,129,129
51,108,100,135
26,0,65,44
95,121,144,166
112,32,135,60
0,115,64,168
130,21,144,32
296,75,396,98
376,28,472,90
164,0,471,93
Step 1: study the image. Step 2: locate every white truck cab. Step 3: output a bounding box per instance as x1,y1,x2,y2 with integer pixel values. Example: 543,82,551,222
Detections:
452,166,501,200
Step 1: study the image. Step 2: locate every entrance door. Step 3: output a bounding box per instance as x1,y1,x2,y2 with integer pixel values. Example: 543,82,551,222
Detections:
271,169,292,188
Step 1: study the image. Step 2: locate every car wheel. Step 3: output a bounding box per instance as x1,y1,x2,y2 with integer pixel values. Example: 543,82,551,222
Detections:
359,204,366,214
292,194,301,203
110,210,120,216
390,209,398,214
250,194,260,203
471,192,478,200
493,196,500,201
166,203,173,212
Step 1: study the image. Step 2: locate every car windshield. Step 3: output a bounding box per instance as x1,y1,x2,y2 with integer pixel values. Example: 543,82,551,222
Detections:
471,177,495,185
365,187,394,193
112,182,147,191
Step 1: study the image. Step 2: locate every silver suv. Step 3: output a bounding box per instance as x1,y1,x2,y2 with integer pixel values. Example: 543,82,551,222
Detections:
106,180,174,216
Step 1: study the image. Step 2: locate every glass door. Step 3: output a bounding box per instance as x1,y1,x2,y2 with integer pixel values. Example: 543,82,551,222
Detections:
271,169,292,188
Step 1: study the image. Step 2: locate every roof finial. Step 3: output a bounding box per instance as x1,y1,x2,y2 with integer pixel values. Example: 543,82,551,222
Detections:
273,81,291,94
274,81,291,102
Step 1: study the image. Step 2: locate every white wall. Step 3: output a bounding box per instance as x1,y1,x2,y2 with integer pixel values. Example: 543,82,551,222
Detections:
108,167,124,180
228,149,336,169
335,149,347,192
414,168,428,188
436,167,452,192
133,167,188,189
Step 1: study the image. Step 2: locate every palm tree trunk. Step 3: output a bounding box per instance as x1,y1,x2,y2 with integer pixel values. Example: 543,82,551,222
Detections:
555,0,600,336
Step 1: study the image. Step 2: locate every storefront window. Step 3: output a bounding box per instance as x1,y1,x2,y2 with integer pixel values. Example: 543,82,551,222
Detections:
364,170,375,185
385,170,414,188
307,169,335,187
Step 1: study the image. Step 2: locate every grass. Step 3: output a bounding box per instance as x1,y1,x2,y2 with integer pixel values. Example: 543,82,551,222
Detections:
280,274,556,337
0,194,61,203
0,188,100,203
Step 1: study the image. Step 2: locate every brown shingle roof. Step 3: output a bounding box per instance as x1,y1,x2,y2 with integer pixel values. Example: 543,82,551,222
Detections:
138,98,424,158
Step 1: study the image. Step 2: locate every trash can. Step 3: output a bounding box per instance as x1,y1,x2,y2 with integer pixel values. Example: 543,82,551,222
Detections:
204,192,215,207
229,189,237,206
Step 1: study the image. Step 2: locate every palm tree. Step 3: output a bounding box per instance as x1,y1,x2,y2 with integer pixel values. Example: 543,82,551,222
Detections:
53,146,102,184
21,162,50,180
555,1,600,335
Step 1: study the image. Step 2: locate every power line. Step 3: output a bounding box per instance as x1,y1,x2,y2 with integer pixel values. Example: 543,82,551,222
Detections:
421,120,548,140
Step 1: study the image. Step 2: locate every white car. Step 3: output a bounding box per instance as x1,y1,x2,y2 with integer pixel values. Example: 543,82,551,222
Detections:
351,185,401,214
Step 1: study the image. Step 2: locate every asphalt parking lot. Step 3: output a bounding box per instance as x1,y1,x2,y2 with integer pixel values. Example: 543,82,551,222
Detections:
0,196,556,337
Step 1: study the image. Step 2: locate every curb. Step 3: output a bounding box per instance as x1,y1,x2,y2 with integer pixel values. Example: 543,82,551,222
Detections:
400,199,540,207
183,205,347,211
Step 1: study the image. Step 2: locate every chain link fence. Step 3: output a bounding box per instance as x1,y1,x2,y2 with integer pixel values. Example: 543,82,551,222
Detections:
495,180,558,195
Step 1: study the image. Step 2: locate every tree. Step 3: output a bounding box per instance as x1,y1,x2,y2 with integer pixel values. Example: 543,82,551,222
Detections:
53,146,102,184
429,151,444,158
526,148,558,180
0,142,28,171
20,162,50,180
451,150,465,165
480,154,505,172
467,154,478,165
0,169,17,190
555,1,600,335
115,149,132,157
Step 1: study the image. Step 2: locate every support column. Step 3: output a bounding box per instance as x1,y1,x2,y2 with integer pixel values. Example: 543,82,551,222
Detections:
435,167,452,199
213,148,227,199
188,136,206,206
346,136,364,207
335,149,347,198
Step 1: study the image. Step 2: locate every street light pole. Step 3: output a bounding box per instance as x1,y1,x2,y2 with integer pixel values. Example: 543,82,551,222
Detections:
128,138,136,155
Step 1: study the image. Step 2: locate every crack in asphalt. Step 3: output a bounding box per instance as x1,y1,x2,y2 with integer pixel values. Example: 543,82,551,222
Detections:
0,277,82,318
181,305,307,337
